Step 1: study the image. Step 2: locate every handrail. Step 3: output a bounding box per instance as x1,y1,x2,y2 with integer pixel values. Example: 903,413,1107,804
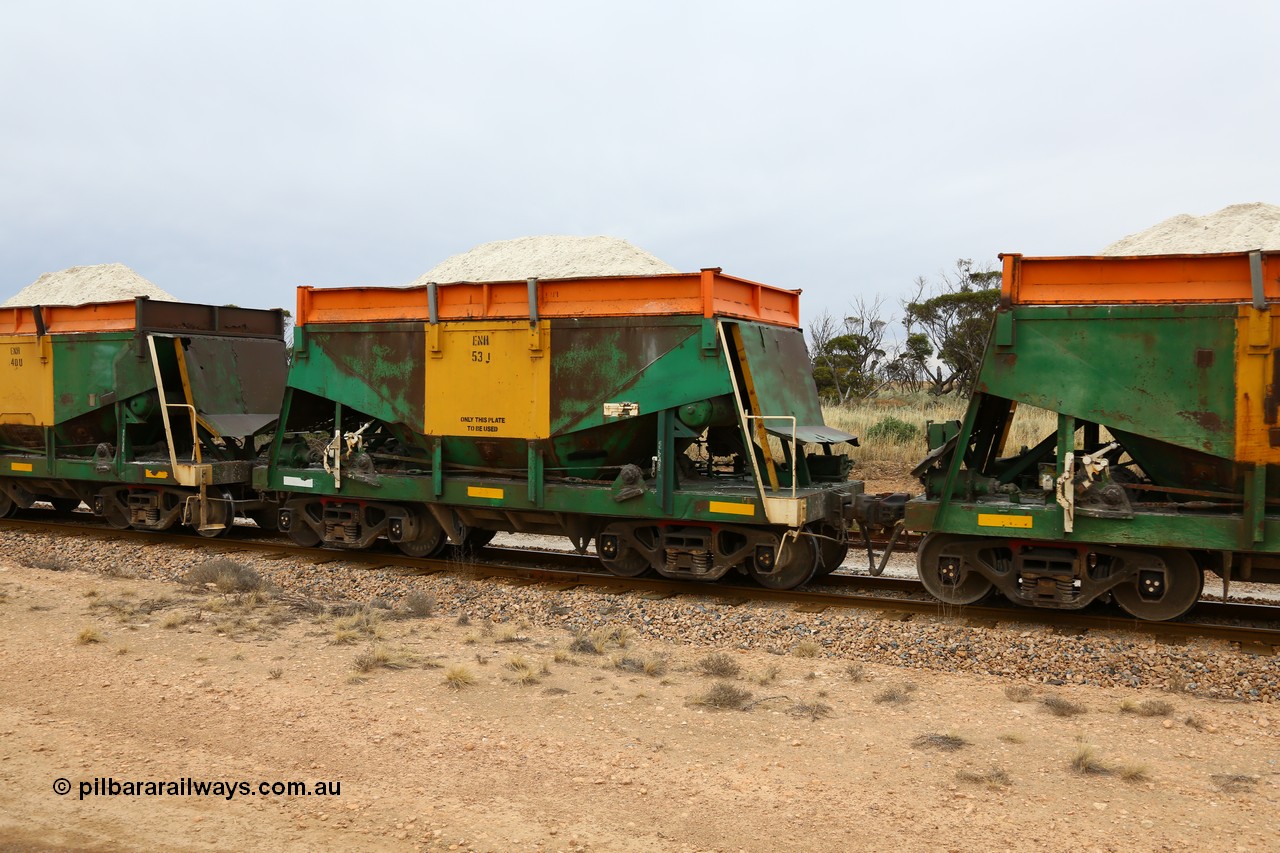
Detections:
745,414,798,499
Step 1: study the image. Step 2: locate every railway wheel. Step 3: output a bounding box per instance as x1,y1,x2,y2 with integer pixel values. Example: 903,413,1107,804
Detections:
810,523,849,577
461,528,496,552
1111,549,1203,621
0,491,15,518
283,501,321,547
96,491,130,529
398,516,449,558
596,525,652,578
751,534,818,590
917,533,995,606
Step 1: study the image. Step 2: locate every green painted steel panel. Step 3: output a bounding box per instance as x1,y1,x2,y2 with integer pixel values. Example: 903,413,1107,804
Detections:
288,323,426,430
733,322,826,428
52,334,155,424
550,317,733,435
977,304,1237,457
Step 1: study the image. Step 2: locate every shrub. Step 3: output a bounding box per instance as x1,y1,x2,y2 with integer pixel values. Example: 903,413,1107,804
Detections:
864,416,919,444
696,653,742,679
693,683,752,710
183,559,265,593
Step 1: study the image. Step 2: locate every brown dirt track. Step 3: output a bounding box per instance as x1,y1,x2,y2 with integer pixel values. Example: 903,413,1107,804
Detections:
0,547,1277,851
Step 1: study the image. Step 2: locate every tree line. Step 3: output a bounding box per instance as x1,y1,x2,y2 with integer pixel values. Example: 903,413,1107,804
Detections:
808,259,1001,402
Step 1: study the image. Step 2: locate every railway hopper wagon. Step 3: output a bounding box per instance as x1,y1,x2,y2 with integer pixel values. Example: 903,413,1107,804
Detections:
263,270,865,588
909,250,1280,620
0,298,287,534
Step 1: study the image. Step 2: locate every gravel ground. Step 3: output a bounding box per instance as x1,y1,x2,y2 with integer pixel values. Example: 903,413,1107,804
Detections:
6,527,1278,704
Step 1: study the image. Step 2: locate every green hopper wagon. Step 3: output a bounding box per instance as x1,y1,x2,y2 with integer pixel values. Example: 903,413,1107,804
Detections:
909,250,1280,620
264,269,860,588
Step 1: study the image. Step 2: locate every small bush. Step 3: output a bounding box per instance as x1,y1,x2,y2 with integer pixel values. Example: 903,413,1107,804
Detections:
956,767,1011,789
1119,698,1173,717
1211,774,1258,793
874,683,917,704
844,663,867,682
789,702,832,721
77,627,103,645
400,590,436,617
793,639,821,658
352,645,415,673
693,683,753,710
865,416,919,444
756,664,782,685
267,667,283,680
1041,694,1086,717
642,655,669,677
912,733,969,752
697,652,742,679
1004,684,1036,703
183,559,265,593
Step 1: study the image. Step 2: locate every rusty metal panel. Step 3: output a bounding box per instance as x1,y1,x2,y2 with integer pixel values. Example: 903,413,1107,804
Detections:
289,323,427,430
137,300,285,339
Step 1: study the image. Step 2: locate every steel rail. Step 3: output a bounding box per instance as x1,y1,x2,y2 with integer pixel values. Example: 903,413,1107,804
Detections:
2,514,1277,652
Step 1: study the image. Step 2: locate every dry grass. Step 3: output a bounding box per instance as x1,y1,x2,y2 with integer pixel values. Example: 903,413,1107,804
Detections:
443,665,477,690
504,655,540,685
1119,698,1174,717
76,626,102,645
789,701,832,721
825,397,1056,468
1004,684,1036,703
755,664,782,685
696,652,742,679
1118,764,1151,783
692,683,753,711
1211,774,1258,793
912,733,969,751
1184,714,1207,731
874,683,917,704
495,626,530,644
1070,742,1111,775
267,667,283,680
956,767,1012,789
399,590,436,617
792,639,821,658
332,607,383,644
352,645,417,673
998,732,1026,744
160,612,190,630
1041,694,1086,717
844,663,867,682
569,625,634,656
182,558,266,593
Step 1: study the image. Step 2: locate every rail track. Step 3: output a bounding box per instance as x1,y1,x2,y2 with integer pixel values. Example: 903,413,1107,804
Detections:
2,512,1277,653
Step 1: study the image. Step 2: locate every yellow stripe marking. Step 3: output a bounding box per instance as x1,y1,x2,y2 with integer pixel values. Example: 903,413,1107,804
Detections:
709,500,756,517
977,513,1032,529
467,486,504,500
9,462,32,472
144,469,170,480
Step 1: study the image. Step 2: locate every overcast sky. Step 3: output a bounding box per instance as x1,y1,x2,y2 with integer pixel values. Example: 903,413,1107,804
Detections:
2,1,1277,329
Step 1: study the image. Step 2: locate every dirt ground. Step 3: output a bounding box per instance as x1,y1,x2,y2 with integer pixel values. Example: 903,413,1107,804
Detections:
1,561,1277,853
